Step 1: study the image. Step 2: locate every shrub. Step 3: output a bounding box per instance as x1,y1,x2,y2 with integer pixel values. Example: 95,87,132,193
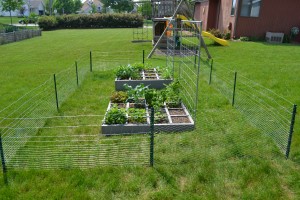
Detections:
223,31,231,40
4,25,16,33
208,28,231,40
38,16,57,30
209,28,223,38
240,36,250,41
38,13,143,30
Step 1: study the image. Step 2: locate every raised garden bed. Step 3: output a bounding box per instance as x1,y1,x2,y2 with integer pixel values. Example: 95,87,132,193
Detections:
151,103,195,133
101,102,194,135
101,80,195,135
115,63,172,91
102,102,151,135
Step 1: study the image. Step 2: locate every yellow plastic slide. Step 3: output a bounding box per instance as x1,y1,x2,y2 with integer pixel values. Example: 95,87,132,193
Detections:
202,31,229,46
177,14,229,46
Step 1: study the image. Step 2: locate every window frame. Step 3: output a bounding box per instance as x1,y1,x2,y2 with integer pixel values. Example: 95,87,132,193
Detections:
231,0,237,16
240,0,262,18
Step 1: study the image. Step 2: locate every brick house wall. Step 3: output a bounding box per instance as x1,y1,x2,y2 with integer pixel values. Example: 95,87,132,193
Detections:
235,0,300,41
194,0,300,42
194,1,210,31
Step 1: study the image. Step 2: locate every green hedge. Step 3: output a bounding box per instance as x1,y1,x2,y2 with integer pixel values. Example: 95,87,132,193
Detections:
38,14,143,30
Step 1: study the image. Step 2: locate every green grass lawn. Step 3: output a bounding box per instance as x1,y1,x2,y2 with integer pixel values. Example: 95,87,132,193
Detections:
0,29,300,199
0,16,23,25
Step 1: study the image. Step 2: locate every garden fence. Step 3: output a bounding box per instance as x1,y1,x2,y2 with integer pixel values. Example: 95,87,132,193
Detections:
0,49,297,184
198,55,297,158
0,50,154,182
0,29,42,45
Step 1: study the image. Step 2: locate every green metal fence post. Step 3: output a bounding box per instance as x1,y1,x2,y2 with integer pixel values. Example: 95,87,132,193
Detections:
75,61,79,86
209,59,213,85
53,74,59,112
0,131,8,185
90,51,93,72
150,107,154,167
286,104,297,159
232,72,237,106
143,50,145,64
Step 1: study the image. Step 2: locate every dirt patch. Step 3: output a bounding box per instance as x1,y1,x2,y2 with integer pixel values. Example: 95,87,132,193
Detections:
145,76,157,80
171,116,190,123
168,109,186,115
129,103,145,108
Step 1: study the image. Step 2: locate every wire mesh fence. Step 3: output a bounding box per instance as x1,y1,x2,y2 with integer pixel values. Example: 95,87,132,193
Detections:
177,20,202,122
198,55,296,158
0,50,156,173
91,50,146,71
2,115,150,169
0,46,297,179
166,19,180,77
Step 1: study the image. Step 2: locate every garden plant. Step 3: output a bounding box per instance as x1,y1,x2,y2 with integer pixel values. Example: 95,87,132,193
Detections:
115,63,173,90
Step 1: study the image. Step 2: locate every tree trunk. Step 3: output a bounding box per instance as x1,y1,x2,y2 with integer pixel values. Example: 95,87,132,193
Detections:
10,10,12,25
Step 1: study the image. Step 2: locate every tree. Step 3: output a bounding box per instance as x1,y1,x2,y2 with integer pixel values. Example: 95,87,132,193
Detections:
137,1,151,19
73,0,82,13
44,0,54,15
90,4,96,13
53,0,74,14
101,0,134,13
0,0,23,25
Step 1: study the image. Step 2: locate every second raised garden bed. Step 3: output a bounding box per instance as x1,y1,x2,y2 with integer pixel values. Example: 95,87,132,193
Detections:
115,63,172,91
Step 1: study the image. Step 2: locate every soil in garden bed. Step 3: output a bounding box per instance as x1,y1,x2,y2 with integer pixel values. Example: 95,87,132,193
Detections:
168,109,186,115
129,103,146,108
144,73,156,76
144,70,156,73
171,116,191,123
145,76,157,80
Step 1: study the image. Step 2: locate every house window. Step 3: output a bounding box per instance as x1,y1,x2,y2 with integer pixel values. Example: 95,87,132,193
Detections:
231,0,236,16
240,0,261,17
